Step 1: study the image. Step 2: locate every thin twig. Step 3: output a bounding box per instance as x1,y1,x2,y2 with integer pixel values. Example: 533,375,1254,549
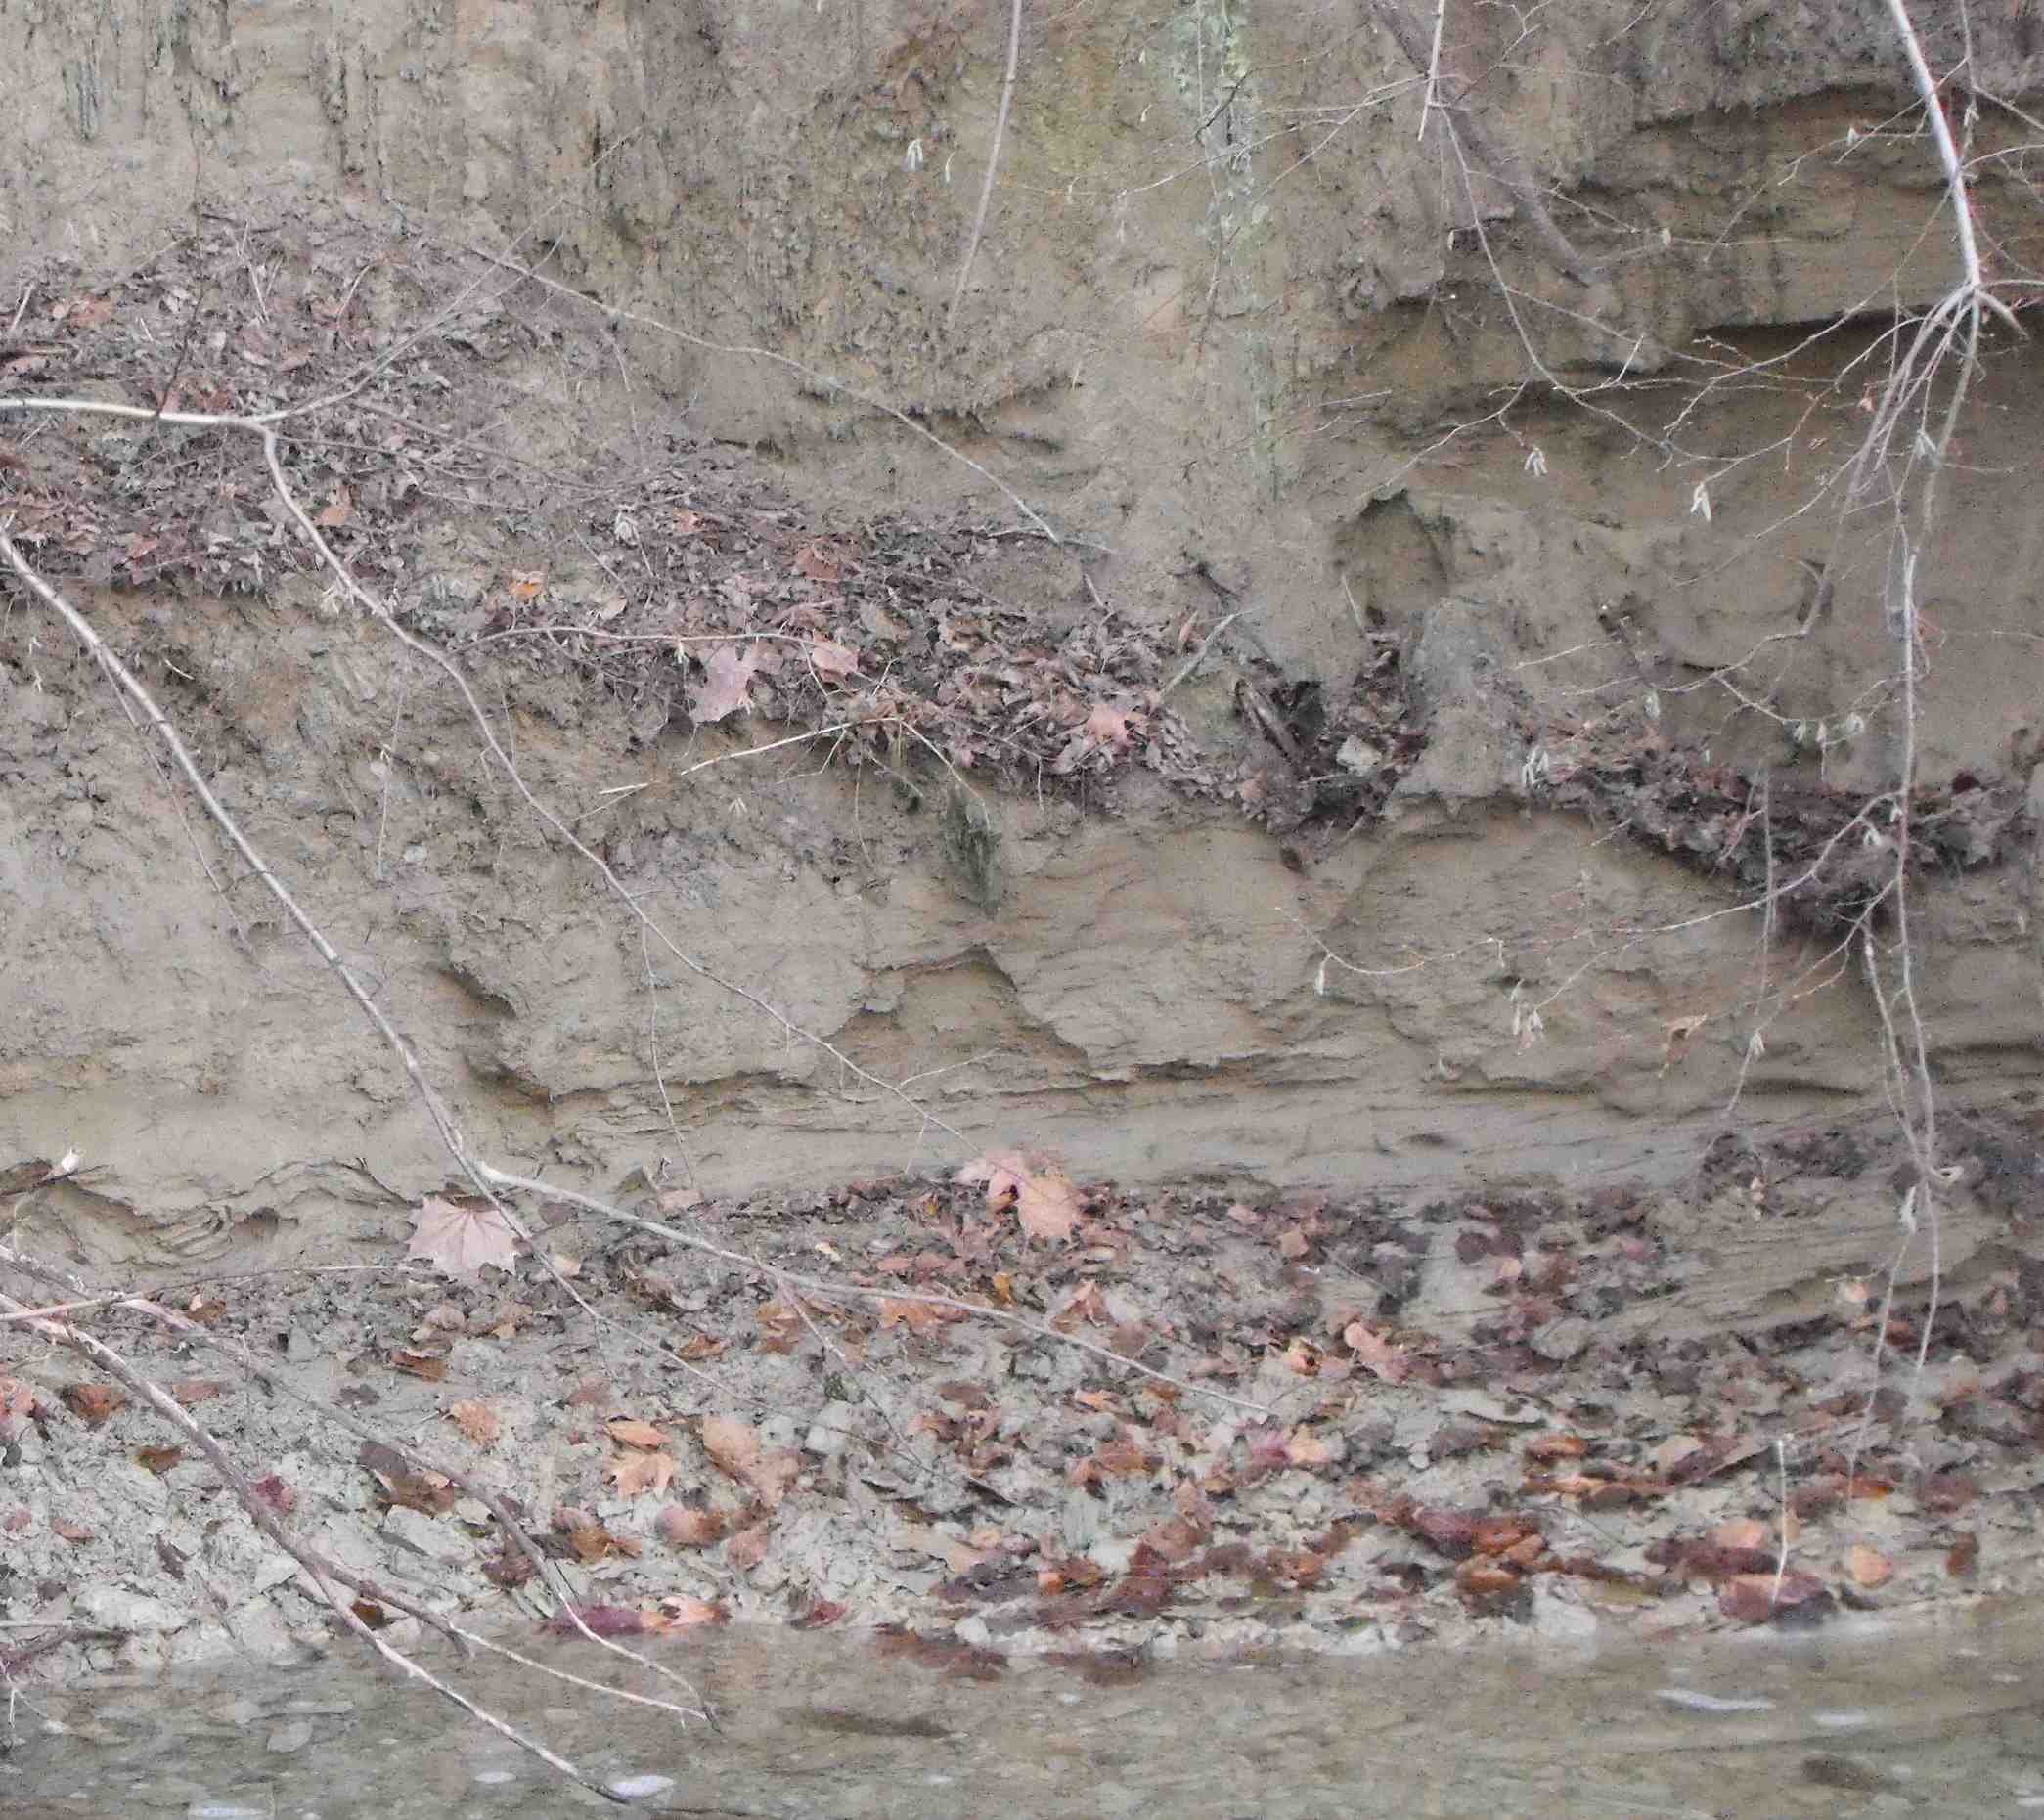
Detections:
946,0,1024,337
1160,610,1243,698
1418,0,1447,143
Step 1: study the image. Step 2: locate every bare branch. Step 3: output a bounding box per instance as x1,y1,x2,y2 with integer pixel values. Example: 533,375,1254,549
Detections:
946,0,1025,337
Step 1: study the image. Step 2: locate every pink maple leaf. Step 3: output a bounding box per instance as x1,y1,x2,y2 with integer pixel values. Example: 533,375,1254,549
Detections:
407,1196,520,1277
689,644,761,723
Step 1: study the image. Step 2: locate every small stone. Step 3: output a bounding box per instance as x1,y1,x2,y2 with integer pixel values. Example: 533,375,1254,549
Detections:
264,1719,313,1753
382,1504,470,1566
76,1587,188,1633
1533,1316,1592,1362
805,1399,856,1456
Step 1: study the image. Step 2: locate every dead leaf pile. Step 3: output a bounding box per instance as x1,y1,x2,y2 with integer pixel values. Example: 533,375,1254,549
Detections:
956,1151,1083,1243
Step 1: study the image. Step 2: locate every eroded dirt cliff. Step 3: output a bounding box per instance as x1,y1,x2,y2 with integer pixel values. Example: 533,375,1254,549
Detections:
0,0,2039,1260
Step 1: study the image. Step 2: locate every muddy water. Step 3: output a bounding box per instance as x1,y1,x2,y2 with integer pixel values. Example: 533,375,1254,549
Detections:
7,1601,2043,1818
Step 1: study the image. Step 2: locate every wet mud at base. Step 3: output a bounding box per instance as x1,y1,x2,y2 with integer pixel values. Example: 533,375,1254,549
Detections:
9,1595,2044,1817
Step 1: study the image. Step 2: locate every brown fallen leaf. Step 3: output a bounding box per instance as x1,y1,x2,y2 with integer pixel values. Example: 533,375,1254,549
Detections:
1455,1558,1523,1601
1406,1504,1478,1558
1085,701,1142,749
1141,1513,1209,1562
164,1381,228,1414
655,1505,727,1548
808,638,859,681
1470,1515,1540,1556
606,1416,669,1450
754,1300,804,1352
1283,1427,1337,1467
387,1348,449,1382
657,1594,730,1627
689,644,761,723
793,1597,848,1629
879,1296,958,1332
447,1399,501,1446
1094,1435,1159,1476
608,1450,677,1498
547,1604,661,1638
1523,1432,1586,1463
557,1515,641,1562
1343,1320,1411,1385
61,1383,126,1427
407,1196,519,1277
0,1376,36,1437
700,1415,802,1507
1918,1470,1977,1515
956,1150,1083,1243
360,1442,458,1515
1718,1569,1828,1623
725,1521,772,1572
134,1445,183,1477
